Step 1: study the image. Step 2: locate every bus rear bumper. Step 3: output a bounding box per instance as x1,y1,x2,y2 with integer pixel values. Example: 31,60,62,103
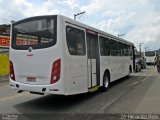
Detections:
9,79,65,95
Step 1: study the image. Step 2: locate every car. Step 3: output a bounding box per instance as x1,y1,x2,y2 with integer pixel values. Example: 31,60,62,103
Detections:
135,59,142,72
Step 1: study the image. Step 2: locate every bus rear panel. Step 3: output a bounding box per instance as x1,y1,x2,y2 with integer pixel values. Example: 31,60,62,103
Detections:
9,15,69,95
145,51,156,65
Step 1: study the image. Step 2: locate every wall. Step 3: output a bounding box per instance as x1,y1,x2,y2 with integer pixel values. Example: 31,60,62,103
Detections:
0,54,9,76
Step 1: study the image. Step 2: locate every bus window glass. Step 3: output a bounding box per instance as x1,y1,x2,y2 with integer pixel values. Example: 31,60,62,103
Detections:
87,35,97,59
99,36,110,56
118,42,124,56
66,26,86,56
128,45,133,56
145,51,156,56
110,39,118,56
12,17,56,49
124,44,129,56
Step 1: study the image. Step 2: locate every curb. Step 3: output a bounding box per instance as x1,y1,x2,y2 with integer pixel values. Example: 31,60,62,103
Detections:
0,75,9,82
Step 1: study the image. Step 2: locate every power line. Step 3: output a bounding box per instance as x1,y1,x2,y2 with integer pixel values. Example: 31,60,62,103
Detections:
0,9,21,22
0,8,17,15
0,18,11,22
47,0,87,21
0,13,17,20
49,0,80,12
0,8,25,20
46,0,74,13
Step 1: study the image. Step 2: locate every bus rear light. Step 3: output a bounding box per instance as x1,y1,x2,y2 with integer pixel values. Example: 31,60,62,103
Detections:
50,59,61,84
10,60,15,81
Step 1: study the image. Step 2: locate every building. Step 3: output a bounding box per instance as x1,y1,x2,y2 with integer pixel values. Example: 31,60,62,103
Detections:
0,24,10,50
0,24,10,35
0,24,10,76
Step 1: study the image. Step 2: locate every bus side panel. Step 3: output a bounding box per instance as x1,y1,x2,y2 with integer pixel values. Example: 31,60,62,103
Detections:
100,56,130,84
58,16,71,95
63,21,88,95
100,56,117,83
67,56,88,95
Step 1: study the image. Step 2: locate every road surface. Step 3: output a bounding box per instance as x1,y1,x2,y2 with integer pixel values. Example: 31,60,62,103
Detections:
0,66,160,120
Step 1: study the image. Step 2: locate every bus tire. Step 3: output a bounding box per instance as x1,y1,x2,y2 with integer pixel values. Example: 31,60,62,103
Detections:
129,65,132,73
101,72,110,92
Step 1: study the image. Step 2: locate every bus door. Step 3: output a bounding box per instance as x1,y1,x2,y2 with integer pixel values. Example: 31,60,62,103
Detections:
86,30,100,88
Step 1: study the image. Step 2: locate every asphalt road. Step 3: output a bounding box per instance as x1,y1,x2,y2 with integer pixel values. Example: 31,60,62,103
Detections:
0,66,160,120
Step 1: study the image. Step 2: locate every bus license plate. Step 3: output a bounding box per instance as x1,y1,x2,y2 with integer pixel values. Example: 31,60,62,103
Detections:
27,77,36,82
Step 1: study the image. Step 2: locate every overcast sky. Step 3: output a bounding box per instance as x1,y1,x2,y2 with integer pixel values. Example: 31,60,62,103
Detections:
0,0,160,51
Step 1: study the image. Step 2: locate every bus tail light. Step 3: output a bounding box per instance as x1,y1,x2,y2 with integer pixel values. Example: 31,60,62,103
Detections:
10,60,15,81
50,59,61,84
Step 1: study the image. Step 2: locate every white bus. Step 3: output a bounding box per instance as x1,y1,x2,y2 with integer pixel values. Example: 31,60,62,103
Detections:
9,15,134,95
144,51,156,65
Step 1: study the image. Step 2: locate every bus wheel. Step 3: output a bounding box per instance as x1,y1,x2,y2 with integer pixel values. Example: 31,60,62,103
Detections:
129,65,132,73
101,72,110,92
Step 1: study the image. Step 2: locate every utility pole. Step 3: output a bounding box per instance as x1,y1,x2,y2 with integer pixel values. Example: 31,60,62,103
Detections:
139,43,143,57
145,47,148,52
74,11,85,20
11,20,15,23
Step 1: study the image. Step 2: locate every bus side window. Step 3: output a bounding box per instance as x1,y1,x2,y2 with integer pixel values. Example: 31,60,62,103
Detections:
123,44,129,56
129,46,133,56
99,36,110,56
110,39,118,56
66,27,76,54
118,42,123,56
66,26,86,56
76,31,86,55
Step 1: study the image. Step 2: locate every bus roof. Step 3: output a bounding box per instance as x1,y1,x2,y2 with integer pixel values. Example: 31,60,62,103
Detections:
61,15,133,46
12,14,134,46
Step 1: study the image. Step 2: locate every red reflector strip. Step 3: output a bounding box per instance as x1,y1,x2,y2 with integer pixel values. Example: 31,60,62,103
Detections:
9,60,15,81
50,59,61,84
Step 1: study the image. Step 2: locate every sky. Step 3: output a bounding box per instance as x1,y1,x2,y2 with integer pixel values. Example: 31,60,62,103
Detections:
0,0,160,51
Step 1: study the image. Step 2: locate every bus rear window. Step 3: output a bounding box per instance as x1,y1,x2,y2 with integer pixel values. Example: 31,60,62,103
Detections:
145,51,155,56
12,16,57,49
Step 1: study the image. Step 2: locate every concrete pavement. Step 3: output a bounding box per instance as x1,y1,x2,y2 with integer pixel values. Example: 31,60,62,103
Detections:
134,72,160,113
0,66,160,120
105,66,160,115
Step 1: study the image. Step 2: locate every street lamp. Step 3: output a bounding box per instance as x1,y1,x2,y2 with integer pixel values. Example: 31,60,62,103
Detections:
118,34,125,37
74,11,85,20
